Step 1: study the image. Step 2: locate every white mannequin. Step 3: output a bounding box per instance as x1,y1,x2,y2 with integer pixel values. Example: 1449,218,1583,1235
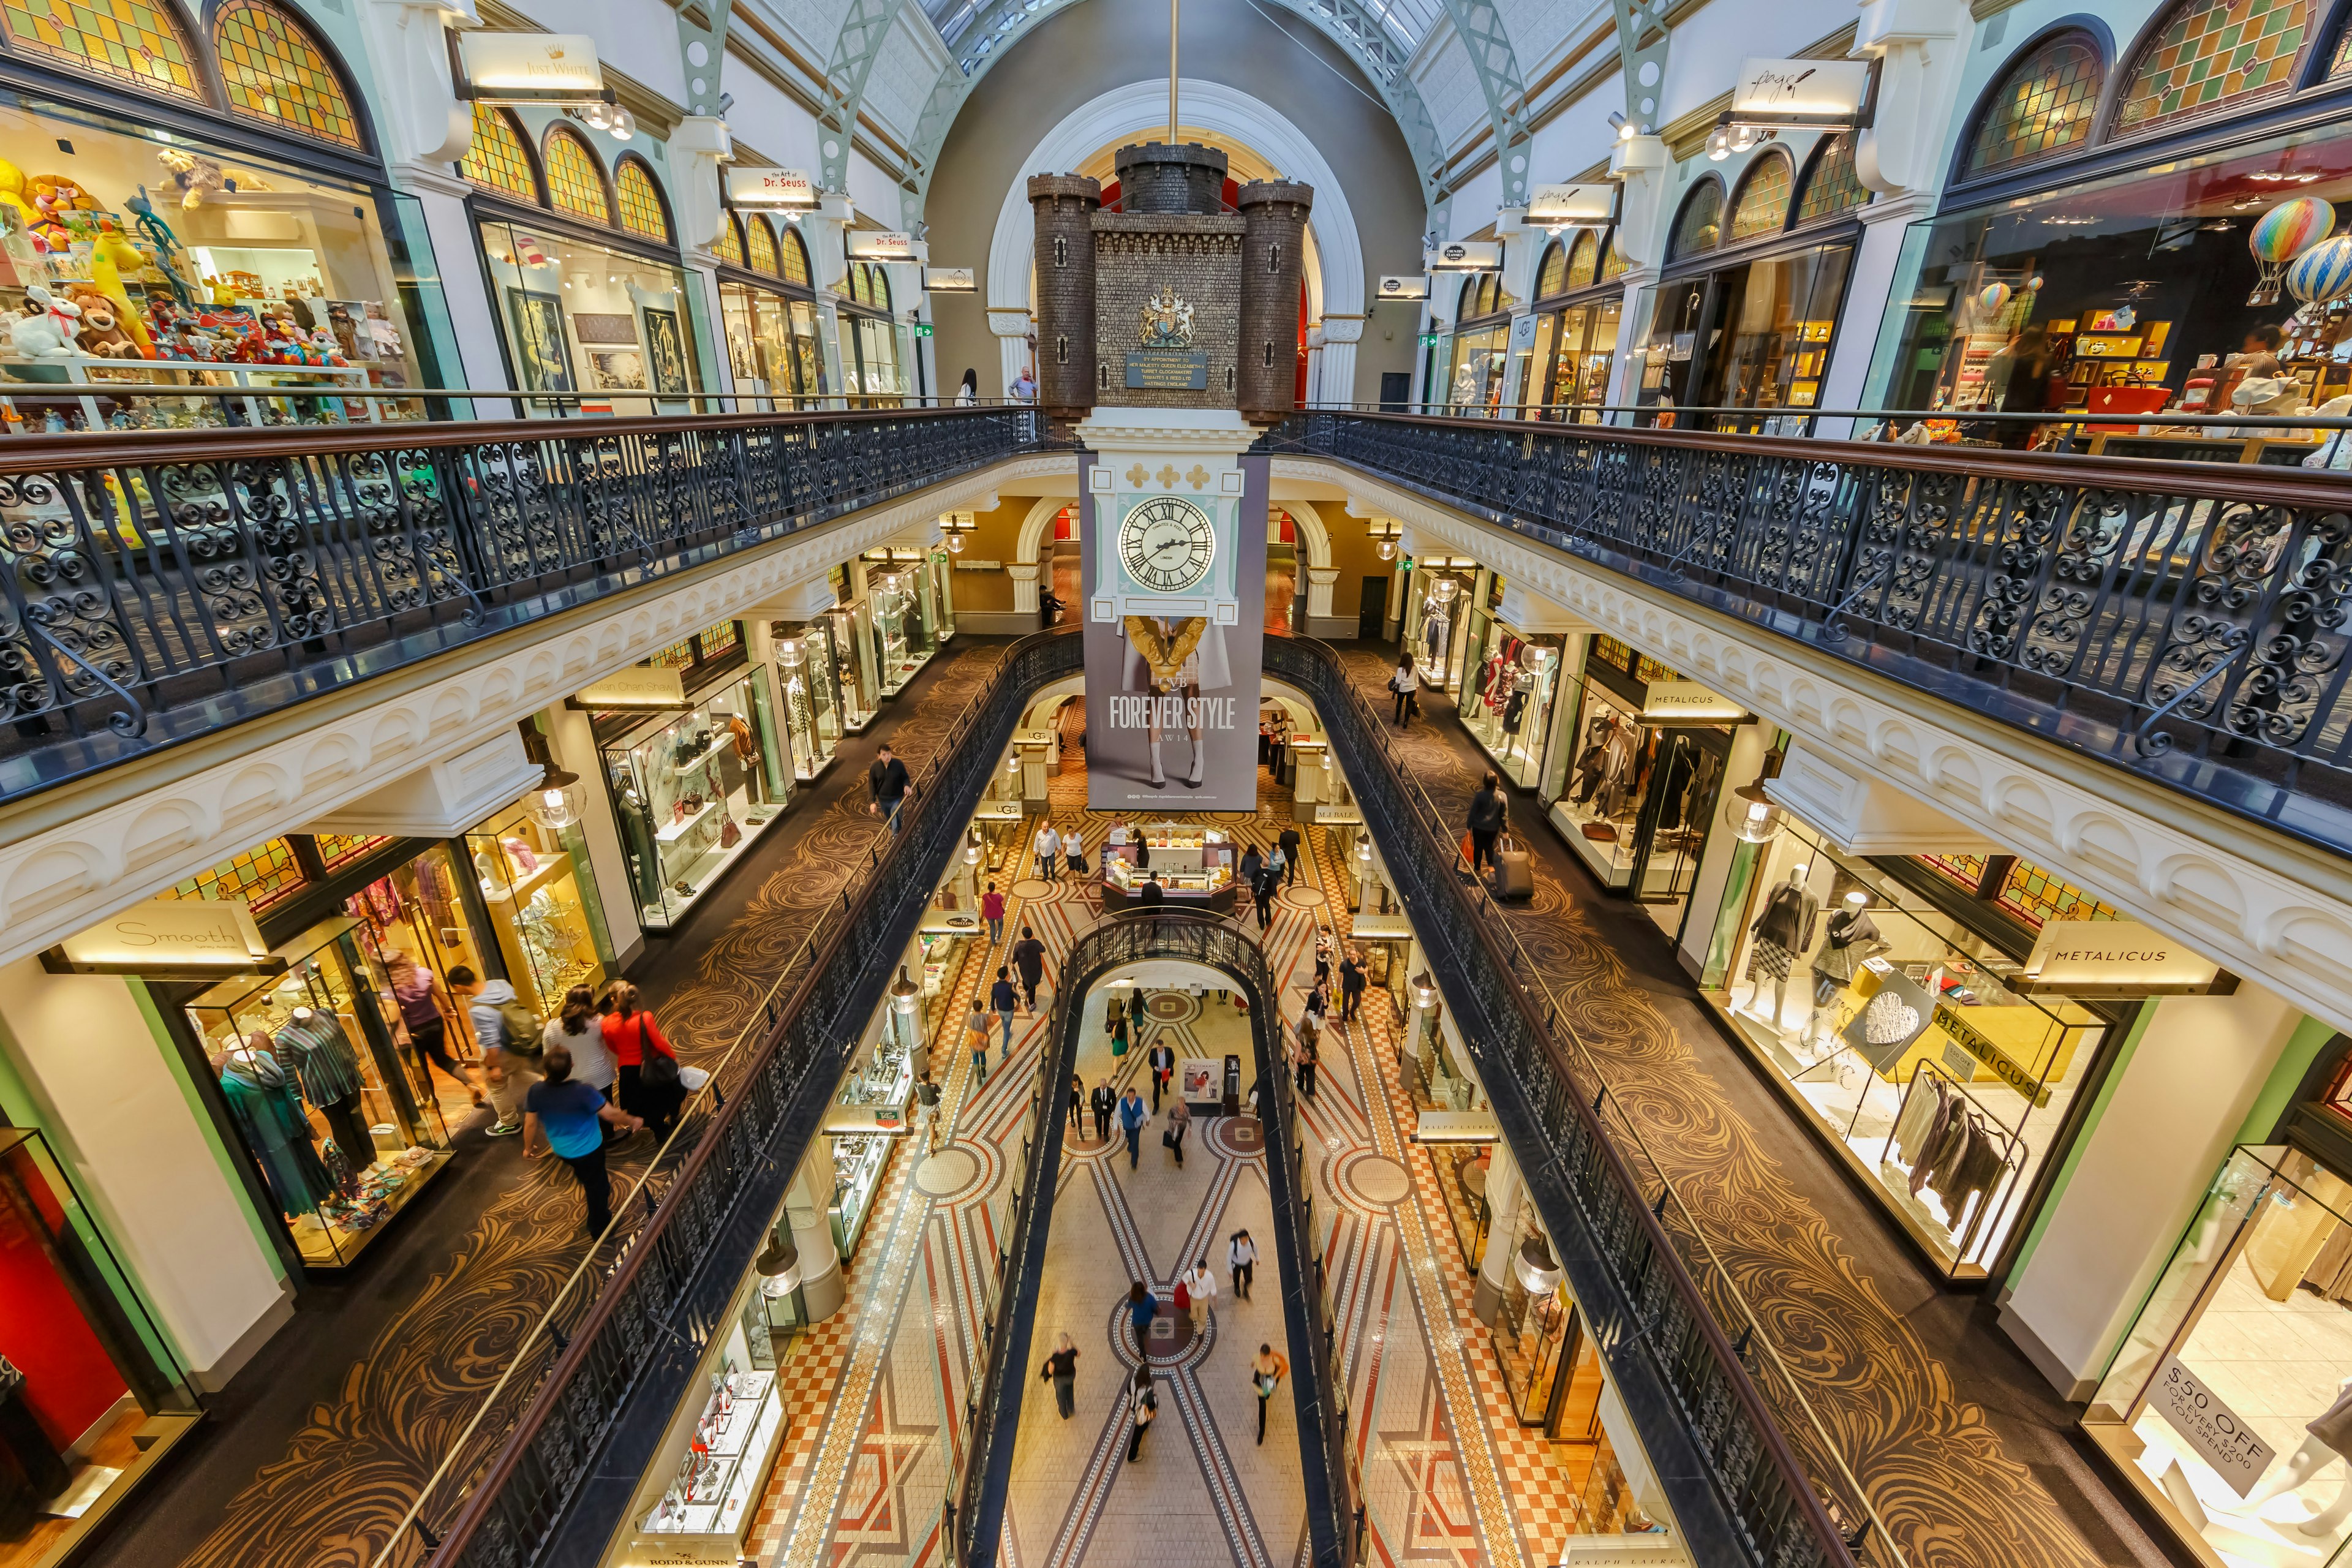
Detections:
2230,1376,2352,1534
1806,892,1874,1052
1746,865,1810,1031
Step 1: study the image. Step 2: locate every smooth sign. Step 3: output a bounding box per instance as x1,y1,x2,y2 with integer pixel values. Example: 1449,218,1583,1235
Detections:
2150,1354,2274,1496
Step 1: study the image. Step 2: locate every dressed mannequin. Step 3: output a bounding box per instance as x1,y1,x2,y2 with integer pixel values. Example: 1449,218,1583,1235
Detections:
1807,892,1888,1051
1502,668,1534,733
728,715,764,807
2230,1375,2352,1533
214,1040,334,1219
274,1008,373,1167
1744,869,1819,1031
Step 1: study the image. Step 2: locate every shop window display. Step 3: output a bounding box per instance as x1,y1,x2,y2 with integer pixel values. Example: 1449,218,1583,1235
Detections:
338,843,489,1058
1401,565,1477,692
464,801,616,1020
771,625,843,780
183,919,451,1267
864,565,932,696
1553,638,1733,911
630,1300,783,1551
718,278,824,405
1460,619,1562,788
1706,823,2108,1276
1641,241,1849,412
1537,294,1623,417
477,218,699,404
816,605,878,731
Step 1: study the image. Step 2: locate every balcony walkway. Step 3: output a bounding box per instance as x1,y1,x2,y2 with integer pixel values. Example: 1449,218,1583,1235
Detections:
1329,646,2176,1568
83,639,1016,1568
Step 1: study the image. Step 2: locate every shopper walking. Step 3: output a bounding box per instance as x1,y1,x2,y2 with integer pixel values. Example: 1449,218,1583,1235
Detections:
1253,862,1276,932
914,1069,942,1146
1091,1077,1116,1142
1182,1256,1218,1332
1118,1086,1148,1169
1228,1230,1258,1300
964,1000,992,1089
1126,1368,1158,1461
453,966,538,1137
1250,1344,1289,1444
522,1044,640,1240
1110,1005,1130,1059
1165,1097,1191,1167
1390,655,1417,727
868,743,911,834
1293,1013,1319,1099
387,952,484,1110
1068,1072,1085,1133
605,982,685,1139
1147,1039,1175,1111
981,882,1006,948
990,967,1019,1047
1265,841,1289,893
1127,1281,1156,1349
1467,771,1507,875
1065,825,1087,879
1040,1334,1079,1420
1340,948,1367,1022
1278,826,1302,888
1012,927,1049,1010
1238,843,1263,894
1033,821,1061,883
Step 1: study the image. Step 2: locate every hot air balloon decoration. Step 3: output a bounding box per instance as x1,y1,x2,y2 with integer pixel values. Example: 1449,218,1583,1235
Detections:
2288,234,2352,306
2250,194,2336,304
1978,281,2011,318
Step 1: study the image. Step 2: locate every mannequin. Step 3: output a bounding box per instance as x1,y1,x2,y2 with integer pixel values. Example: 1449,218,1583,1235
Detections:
2229,1376,2352,1534
1745,868,1819,1031
214,1039,334,1219
1807,892,1887,1052
274,1008,374,1170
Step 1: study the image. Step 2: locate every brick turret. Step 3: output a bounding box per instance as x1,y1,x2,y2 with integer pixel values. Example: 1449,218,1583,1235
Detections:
1028,173,1102,418
1235,179,1314,421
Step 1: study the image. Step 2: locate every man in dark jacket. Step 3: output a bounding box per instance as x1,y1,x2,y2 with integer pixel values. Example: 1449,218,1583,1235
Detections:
1466,772,1507,874
1237,844,1262,891
1011,926,1049,1009
1277,826,1302,887
1090,1078,1117,1141
868,744,911,833
1139,873,1166,908
1252,863,1277,931
1147,1040,1175,1110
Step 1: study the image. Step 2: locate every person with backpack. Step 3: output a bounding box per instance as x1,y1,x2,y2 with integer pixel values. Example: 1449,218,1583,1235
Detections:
1228,1230,1258,1301
1181,1256,1218,1331
452,965,540,1137
1040,1333,1080,1420
522,1044,641,1239
1278,826,1302,887
964,1000,993,1089
604,982,684,1139
1126,1368,1159,1461
1251,1344,1289,1444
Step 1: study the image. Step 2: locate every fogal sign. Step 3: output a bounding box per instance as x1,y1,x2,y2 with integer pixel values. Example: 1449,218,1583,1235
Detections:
1731,58,1871,120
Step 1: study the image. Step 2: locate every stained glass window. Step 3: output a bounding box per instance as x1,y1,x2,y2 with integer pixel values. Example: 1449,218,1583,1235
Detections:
543,129,610,223
1917,852,1988,892
1671,179,1724,259
780,226,812,287
614,159,668,242
1536,242,1567,298
745,214,779,276
696,622,740,660
1727,153,1793,243
1968,34,2103,175
2333,21,2352,74
1,0,202,99
158,838,307,913
2118,0,2309,133
1996,859,2120,928
1600,235,1627,281
462,104,538,202
648,638,696,670
213,0,360,149
1567,232,1599,290
869,265,891,311
1456,276,1479,320
313,833,390,870
1797,134,1869,222
714,213,745,266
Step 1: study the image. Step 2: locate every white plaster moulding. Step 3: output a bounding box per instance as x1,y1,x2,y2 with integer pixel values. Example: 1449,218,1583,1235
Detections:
0,454,1072,970
1273,456,2352,1039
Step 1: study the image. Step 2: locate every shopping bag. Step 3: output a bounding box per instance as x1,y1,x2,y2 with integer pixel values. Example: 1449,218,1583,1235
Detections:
679,1065,710,1091
1459,831,1476,864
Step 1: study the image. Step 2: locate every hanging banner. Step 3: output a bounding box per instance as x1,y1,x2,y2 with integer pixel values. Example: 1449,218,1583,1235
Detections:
726,167,818,209
848,231,916,260
2018,919,2226,997
570,665,688,709
924,267,977,293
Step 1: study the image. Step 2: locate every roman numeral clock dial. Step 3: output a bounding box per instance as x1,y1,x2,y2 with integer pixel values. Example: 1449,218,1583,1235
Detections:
1117,496,1216,594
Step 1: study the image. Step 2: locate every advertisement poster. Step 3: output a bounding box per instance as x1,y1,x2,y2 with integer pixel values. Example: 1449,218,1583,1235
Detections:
1081,453,1268,811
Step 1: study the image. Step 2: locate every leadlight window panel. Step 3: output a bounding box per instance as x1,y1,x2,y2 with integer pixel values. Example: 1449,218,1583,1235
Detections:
1917,852,1988,892
714,213,744,266
1600,234,1627,281
2117,0,2309,133
870,265,891,311
2333,20,2352,74
1727,153,1793,243
780,226,812,286
543,129,610,224
1536,242,1567,299
1798,134,1869,222
1457,275,1479,319
213,0,361,148
696,622,740,660
1672,181,1724,259
1997,859,2120,929
314,833,390,871
159,838,307,913
1967,34,2103,175
648,638,696,670
463,105,538,202
745,214,780,276
1,0,202,100
1567,232,1599,289
614,159,668,242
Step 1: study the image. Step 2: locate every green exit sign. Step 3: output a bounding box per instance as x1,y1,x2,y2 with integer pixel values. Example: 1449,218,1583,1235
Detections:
1417,333,1441,348
914,323,935,338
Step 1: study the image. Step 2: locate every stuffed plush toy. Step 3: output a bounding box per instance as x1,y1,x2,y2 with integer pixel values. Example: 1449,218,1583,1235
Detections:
8,284,80,360
68,292,138,358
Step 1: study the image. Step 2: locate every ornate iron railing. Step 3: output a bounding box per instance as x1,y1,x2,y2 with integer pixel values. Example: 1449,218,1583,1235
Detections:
397,627,1082,1568
1267,409,2352,856
956,910,1356,1568
0,406,1040,799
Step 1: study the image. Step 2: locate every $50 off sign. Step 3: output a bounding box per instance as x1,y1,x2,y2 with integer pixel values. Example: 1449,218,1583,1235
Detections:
2153,1354,2275,1496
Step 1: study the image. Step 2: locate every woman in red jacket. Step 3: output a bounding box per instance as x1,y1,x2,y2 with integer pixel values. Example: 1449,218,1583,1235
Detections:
603,982,684,1139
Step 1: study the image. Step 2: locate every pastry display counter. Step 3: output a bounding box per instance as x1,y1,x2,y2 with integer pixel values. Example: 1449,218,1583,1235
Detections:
1101,826,1237,913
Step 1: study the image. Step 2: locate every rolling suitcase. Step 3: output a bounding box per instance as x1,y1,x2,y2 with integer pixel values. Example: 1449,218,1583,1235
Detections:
1489,834,1534,901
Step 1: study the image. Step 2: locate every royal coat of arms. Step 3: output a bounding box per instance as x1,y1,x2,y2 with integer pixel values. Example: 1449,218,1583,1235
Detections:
1137,286,1196,350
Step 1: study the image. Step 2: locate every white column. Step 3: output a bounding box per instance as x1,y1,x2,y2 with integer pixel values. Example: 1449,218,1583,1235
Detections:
988,309,1033,399
1007,562,1041,615
804,199,856,405
783,1144,845,1321
546,703,645,970
395,165,512,398
1472,1137,1525,1322
1305,566,1340,624
1318,314,1364,404
1815,192,1936,433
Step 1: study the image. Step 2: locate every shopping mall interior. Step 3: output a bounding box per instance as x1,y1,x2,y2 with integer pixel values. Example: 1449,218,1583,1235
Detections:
6,2,2352,1568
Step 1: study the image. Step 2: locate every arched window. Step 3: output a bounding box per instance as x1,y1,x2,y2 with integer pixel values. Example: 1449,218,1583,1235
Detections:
745,214,780,276
1567,232,1600,289
1727,153,1793,242
213,0,360,148
1670,179,1724,260
1600,233,1627,281
1967,32,2104,175
0,0,202,100
1535,241,1567,298
1457,275,1480,319
780,226,812,287
2116,0,2310,135
1475,274,1497,315
869,264,892,312
462,105,540,203
541,128,611,224
714,213,745,266
1796,133,1869,222
614,157,669,242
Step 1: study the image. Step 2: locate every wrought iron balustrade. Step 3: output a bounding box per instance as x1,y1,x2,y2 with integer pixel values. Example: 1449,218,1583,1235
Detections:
1268,409,2352,856
0,405,1041,799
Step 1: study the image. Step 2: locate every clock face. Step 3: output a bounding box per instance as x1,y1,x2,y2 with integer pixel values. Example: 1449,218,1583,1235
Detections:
1118,496,1217,593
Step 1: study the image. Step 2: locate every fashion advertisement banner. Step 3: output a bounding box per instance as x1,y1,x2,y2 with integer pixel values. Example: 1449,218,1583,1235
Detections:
1081,452,1268,810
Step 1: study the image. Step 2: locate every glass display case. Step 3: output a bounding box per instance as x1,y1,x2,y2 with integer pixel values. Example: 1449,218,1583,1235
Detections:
631,1322,783,1552
599,667,787,932
1401,564,1479,692
183,919,451,1267
824,1033,914,1136
1553,639,1734,920
336,843,489,1056
827,1132,889,1257
462,801,616,1020
817,605,878,733
1461,620,1564,788
929,549,957,642
869,573,919,697
771,624,843,780
1101,824,1236,911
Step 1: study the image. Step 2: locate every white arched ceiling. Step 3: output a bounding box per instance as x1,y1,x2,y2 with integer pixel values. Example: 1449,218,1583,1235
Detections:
986,77,1365,345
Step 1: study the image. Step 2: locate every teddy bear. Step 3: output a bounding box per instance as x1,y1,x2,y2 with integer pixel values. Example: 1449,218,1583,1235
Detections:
67,290,138,358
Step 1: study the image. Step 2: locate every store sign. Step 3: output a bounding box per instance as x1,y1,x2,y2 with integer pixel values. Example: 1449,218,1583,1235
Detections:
1413,1109,1501,1144
1425,242,1502,272
951,559,1003,570
46,900,281,978
1379,275,1431,301
924,267,976,293
1932,1003,2052,1107
848,231,915,261
1731,58,1872,120
2020,919,2224,998
2151,1354,2274,1496
571,665,688,709
458,32,606,99
1525,183,1616,225
726,167,818,209
1509,314,1540,349
1640,680,1746,725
